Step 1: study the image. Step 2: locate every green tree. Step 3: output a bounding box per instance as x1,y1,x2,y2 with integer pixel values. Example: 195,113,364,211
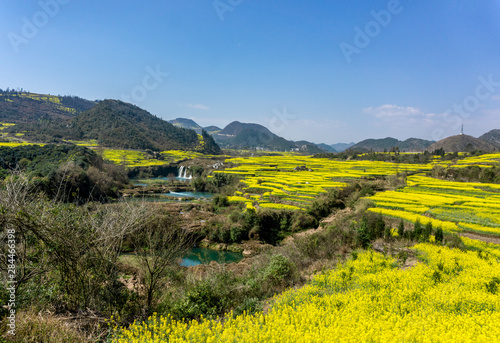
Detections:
414,220,423,241
398,219,405,238
434,227,444,244
423,222,433,242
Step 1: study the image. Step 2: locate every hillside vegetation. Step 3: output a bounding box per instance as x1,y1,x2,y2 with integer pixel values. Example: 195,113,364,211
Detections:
0,89,96,123
68,100,220,153
0,144,128,202
1,96,221,154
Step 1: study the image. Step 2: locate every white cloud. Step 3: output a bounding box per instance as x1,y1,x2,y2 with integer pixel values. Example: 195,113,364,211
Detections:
363,104,423,118
360,104,445,140
491,94,500,101
179,103,210,110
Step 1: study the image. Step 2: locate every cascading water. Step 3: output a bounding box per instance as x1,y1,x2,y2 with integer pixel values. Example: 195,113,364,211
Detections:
185,167,192,179
178,166,192,179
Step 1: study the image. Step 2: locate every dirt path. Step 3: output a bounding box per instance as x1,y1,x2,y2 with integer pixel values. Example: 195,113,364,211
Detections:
459,232,500,245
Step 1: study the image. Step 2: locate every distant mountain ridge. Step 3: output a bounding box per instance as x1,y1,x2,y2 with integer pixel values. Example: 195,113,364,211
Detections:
215,121,334,153
5,90,498,155
317,143,337,153
331,142,355,152
171,118,331,152
349,137,434,152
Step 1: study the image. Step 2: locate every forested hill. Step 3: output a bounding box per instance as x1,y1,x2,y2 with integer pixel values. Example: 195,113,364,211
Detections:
68,100,221,153
0,89,96,122
0,90,221,154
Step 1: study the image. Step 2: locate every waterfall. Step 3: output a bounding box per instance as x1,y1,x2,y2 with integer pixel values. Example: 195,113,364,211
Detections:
185,167,192,179
178,166,193,179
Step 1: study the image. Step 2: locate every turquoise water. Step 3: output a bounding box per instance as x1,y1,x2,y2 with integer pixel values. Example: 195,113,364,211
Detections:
166,191,214,198
125,191,214,202
181,247,243,267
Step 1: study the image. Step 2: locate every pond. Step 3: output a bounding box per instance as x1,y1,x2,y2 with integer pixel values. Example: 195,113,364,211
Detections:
166,191,214,199
181,247,243,267
124,191,214,203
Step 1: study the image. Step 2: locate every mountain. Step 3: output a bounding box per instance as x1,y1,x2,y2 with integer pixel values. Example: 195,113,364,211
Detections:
317,143,337,153
214,121,296,151
203,126,222,135
213,121,336,152
68,100,220,153
169,118,203,134
331,142,355,152
427,134,498,153
399,138,435,152
0,90,96,123
478,129,500,147
349,137,434,152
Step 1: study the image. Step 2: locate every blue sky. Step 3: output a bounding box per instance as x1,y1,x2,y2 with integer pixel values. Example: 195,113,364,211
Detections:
1,0,500,144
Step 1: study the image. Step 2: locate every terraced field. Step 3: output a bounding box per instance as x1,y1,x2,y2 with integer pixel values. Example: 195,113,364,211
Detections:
100,149,212,167
368,174,500,236
217,155,435,209
215,154,500,211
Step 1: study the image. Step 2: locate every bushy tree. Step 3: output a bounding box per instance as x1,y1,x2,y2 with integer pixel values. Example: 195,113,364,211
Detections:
414,220,423,240
398,219,405,238
434,227,444,244
423,222,433,242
